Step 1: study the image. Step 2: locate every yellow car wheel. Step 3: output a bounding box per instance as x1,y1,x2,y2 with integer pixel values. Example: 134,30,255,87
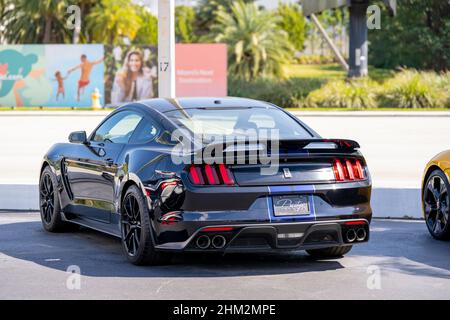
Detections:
423,169,450,240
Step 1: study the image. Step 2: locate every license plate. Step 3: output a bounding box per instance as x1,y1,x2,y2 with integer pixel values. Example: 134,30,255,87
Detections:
273,195,310,216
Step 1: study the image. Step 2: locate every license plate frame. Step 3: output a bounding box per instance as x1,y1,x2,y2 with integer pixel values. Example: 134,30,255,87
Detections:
273,195,310,217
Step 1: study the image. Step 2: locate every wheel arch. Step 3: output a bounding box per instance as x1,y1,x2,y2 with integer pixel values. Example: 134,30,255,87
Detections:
118,174,150,216
40,161,50,176
422,165,443,193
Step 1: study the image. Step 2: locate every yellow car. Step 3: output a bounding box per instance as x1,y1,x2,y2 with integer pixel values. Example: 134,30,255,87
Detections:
422,150,450,240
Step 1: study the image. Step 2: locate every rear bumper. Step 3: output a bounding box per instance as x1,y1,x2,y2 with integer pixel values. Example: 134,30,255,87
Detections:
150,180,372,252
155,218,370,252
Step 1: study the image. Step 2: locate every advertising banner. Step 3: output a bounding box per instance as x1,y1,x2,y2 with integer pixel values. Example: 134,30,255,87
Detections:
0,43,227,107
175,43,227,97
104,45,158,105
0,44,105,107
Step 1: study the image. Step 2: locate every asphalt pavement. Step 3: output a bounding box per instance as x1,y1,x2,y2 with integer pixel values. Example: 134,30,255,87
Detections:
0,212,449,300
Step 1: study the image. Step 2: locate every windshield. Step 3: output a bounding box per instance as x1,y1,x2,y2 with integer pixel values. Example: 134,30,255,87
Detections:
164,107,313,140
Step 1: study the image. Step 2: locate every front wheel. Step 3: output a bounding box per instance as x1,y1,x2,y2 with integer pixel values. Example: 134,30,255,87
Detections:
120,185,171,265
423,169,450,240
306,245,352,258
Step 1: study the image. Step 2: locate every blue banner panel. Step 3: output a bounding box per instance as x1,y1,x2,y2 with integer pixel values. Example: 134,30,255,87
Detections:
0,44,104,107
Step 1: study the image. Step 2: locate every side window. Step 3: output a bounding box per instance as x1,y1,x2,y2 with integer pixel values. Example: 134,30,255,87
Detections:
92,111,143,144
130,118,160,144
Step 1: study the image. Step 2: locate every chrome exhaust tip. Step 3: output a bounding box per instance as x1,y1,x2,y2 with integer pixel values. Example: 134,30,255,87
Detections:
346,229,357,243
196,235,211,249
356,228,367,241
211,235,227,249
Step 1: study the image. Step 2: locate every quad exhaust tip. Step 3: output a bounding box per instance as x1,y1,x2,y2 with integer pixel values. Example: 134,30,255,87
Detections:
196,235,211,249
346,229,357,243
356,228,367,241
212,235,227,249
195,235,227,249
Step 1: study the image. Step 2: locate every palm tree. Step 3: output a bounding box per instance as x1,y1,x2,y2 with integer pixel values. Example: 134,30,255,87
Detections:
176,5,197,43
196,0,255,36
211,1,294,81
2,0,70,44
133,6,158,45
86,0,142,45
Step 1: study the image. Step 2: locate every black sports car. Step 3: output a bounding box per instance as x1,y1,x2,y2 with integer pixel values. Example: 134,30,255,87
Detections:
39,97,372,265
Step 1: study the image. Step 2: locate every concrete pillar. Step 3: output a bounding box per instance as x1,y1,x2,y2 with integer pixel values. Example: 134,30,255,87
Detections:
158,0,176,98
348,2,369,77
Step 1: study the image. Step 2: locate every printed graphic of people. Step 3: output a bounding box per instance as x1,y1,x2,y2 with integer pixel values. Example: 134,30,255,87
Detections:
53,71,68,101
67,54,104,101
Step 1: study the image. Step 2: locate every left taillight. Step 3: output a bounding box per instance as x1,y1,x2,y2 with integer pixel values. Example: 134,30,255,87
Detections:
188,164,235,186
333,158,366,182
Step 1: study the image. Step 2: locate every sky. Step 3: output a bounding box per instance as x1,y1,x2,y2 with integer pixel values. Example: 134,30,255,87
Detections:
140,0,297,14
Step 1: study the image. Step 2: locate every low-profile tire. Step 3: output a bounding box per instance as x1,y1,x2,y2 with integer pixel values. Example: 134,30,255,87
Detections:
39,166,72,232
120,185,171,266
306,245,352,258
423,169,450,240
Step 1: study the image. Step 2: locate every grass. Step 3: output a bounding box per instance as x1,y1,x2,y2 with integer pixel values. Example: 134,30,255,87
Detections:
285,64,345,80
285,63,394,83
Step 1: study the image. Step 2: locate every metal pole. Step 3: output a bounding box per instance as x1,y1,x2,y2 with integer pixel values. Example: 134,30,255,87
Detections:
158,0,176,98
310,13,349,72
348,2,369,77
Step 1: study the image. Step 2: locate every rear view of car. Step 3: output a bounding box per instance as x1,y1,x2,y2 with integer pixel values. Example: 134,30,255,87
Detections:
150,100,372,260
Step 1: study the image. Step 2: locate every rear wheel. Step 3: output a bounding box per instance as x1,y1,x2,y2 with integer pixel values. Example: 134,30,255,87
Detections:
120,185,171,265
423,169,450,240
39,166,72,232
306,245,352,258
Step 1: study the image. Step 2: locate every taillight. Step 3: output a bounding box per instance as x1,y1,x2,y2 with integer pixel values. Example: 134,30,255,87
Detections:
188,164,235,186
218,164,234,186
333,160,345,181
204,164,220,185
189,165,204,185
333,159,366,182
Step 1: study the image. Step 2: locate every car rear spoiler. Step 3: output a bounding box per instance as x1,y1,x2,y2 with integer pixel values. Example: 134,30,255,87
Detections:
180,138,361,163
279,139,361,151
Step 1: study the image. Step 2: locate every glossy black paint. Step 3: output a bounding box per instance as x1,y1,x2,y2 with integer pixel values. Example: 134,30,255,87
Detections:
41,97,372,252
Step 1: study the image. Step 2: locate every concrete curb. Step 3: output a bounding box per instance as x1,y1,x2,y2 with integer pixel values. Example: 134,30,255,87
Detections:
0,183,423,218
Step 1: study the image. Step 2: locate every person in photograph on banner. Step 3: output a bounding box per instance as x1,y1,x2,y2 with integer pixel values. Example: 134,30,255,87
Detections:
111,49,157,104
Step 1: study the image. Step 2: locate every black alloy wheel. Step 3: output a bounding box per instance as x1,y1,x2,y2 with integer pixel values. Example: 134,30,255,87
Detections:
424,170,450,240
121,193,142,257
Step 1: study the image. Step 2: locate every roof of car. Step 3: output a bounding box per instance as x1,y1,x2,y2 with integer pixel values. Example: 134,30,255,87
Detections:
137,97,276,113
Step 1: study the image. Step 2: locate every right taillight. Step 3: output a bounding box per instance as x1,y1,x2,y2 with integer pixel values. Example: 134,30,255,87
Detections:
188,164,235,186
333,159,366,182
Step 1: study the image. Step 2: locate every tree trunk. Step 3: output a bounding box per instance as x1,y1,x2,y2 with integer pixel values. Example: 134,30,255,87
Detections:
43,16,52,43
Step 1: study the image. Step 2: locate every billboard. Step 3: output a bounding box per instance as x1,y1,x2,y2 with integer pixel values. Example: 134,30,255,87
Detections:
0,43,227,107
175,44,227,97
104,45,158,105
0,44,105,107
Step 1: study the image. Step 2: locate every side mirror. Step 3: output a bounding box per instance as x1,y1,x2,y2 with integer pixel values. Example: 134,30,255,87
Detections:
69,131,87,144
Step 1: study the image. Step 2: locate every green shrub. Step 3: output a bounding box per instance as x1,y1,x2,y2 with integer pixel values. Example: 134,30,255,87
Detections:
228,77,326,108
379,70,449,108
304,79,380,109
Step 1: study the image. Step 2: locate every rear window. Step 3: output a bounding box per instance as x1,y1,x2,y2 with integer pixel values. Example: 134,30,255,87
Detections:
164,107,313,140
